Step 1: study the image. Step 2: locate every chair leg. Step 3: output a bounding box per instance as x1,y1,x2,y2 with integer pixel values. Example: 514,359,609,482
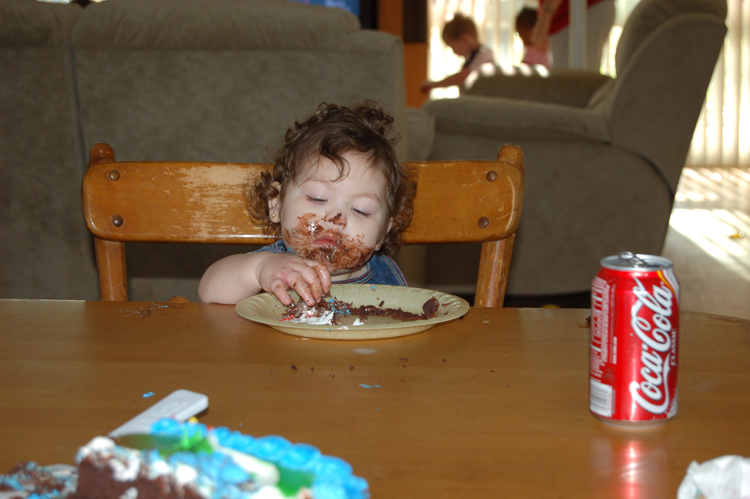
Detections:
476,235,515,308
95,238,128,301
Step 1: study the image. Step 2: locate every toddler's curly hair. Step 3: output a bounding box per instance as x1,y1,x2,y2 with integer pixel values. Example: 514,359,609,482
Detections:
248,101,416,257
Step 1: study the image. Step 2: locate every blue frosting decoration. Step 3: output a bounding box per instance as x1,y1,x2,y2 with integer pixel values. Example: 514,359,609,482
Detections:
150,419,369,499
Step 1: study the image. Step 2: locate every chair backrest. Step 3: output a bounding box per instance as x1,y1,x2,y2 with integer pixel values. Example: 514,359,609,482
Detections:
587,0,727,196
82,143,524,307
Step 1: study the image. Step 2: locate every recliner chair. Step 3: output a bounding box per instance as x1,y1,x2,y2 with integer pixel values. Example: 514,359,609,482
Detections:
421,0,727,296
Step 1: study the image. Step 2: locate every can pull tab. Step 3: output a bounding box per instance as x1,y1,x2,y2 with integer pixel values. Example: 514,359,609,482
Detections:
617,252,649,268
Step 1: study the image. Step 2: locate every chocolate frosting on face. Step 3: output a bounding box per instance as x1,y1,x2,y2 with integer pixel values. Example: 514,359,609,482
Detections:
284,213,374,273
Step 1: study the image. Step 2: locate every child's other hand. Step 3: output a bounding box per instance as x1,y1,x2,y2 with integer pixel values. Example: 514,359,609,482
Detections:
256,253,331,306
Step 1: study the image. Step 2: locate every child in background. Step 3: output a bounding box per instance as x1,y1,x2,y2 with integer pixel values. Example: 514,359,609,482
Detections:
420,13,495,95
516,7,550,68
198,101,416,306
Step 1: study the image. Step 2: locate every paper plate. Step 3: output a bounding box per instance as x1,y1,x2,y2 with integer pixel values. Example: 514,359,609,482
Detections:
235,284,470,340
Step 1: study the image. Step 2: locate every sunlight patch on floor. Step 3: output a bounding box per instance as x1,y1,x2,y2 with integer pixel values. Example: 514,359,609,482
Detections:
668,209,750,280
662,166,750,319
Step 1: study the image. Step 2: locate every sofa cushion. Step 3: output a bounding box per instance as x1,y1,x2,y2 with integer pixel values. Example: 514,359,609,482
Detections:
616,0,727,71
0,0,80,48
424,95,611,144
72,0,361,50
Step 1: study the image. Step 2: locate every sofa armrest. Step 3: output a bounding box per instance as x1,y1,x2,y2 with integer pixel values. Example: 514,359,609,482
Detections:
465,69,613,108
422,95,611,144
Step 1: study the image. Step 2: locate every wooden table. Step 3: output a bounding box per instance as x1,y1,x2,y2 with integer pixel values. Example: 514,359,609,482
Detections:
1,300,749,498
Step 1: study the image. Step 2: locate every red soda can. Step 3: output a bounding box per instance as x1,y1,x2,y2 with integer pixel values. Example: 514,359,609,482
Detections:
589,252,680,427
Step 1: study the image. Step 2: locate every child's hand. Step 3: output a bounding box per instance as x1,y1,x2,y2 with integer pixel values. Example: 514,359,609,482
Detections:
256,253,331,306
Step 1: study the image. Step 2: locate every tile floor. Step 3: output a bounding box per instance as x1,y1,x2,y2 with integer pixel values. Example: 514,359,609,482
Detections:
661,165,750,320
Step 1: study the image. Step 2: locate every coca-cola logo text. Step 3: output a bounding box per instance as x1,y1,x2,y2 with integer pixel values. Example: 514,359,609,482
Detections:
628,278,674,414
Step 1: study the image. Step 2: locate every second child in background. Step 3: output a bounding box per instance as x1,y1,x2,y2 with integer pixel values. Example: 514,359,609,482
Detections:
516,7,550,68
420,13,495,95
198,101,417,306
531,0,615,71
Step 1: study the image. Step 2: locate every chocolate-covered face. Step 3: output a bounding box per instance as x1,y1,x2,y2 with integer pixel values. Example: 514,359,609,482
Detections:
270,153,392,278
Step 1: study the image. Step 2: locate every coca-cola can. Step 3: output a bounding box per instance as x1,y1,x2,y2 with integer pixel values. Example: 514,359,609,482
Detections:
589,252,680,427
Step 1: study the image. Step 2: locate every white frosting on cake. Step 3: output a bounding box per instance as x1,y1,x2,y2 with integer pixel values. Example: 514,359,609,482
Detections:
214,441,279,486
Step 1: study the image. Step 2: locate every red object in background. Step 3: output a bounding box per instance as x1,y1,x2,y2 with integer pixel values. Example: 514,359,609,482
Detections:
589,252,680,427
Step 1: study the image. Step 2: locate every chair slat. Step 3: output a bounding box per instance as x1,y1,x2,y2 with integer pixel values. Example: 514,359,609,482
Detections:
83,162,274,244
83,160,523,245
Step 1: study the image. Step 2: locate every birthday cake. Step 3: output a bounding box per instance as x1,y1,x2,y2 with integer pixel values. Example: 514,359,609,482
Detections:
0,419,368,499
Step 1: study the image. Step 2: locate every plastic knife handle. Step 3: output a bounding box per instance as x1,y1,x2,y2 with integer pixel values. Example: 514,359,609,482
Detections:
109,389,209,438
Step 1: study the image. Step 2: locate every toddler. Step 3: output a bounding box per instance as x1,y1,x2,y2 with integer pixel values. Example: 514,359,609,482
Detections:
198,101,416,306
420,13,495,95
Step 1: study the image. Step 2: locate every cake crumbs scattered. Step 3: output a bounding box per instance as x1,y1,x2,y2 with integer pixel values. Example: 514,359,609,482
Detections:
142,392,154,398
360,384,381,389
291,365,298,370
442,359,447,362
482,320,490,325
349,366,354,370
399,357,408,361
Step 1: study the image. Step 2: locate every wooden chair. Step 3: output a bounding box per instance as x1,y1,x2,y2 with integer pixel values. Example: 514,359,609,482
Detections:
82,143,524,307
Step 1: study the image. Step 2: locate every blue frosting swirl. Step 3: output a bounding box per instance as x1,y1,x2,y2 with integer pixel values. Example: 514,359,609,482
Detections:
150,419,369,499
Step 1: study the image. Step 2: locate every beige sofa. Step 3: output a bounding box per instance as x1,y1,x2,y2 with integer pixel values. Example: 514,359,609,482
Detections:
421,0,727,297
1,0,433,301
0,0,99,300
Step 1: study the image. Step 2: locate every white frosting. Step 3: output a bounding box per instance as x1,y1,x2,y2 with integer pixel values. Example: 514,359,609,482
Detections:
174,464,198,485
251,486,288,499
75,436,114,462
352,318,364,326
120,487,139,499
107,455,140,482
215,443,280,486
147,459,171,478
290,310,334,325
